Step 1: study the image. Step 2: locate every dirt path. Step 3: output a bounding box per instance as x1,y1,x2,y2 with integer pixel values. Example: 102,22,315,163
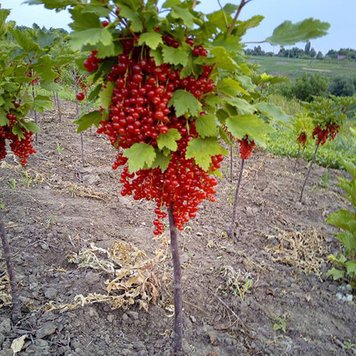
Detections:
0,103,355,355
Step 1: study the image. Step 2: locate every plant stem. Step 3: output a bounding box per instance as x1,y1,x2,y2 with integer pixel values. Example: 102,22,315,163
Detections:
168,205,183,355
0,219,21,322
227,0,252,35
227,158,245,239
293,146,301,173
31,83,38,143
299,142,320,202
230,145,233,182
54,91,62,122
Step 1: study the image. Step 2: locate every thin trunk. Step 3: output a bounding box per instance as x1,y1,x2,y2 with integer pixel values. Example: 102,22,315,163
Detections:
73,72,85,167
55,92,62,122
168,205,183,355
31,84,38,143
299,142,320,202
227,158,245,239
0,220,21,322
229,145,233,182
293,146,301,173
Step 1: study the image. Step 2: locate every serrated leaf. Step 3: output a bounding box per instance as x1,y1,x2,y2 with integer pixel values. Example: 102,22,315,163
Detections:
120,5,143,32
99,82,114,110
162,46,188,66
70,7,100,31
138,32,162,50
20,120,40,133
70,28,113,50
326,267,345,281
186,138,227,171
224,98,255,115
157,128,181,151
327,210,356,234
11,29,39,52
345,261,356,276
210,47,238,71
218,78,249,97
196,114,218,138
266,18,330,46
171,7,196,29
152,150,171,171
12,126,25,140
123,143,156,173
226,114,271,147
34,55,57,82
75,110,102,133
150,49,163,65
162,0,181,8
32,94,53,112
169,89,201,117
254,102,290,122
0,107,9,125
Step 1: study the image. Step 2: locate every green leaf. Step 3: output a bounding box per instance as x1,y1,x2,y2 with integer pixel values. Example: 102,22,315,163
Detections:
224,98,255,115
345,261,356,276
70,7,100,31
123,143,156,173
151,150,171,171
226,114,271,147
186,138,227,171
254,102,290,122
218,77,250,97
34,55,57,82
20,120,39,133
326,267,345,281
266,18,330,46
171,7,196,29
99,82,114,110
70,28,113,50
11,29,39,52
210,47,238,71
162,0,181,8
327,210,356,234
0,107,9,126
335,231,356,256
195,114,218,138
162,45,188,66
12,126,25,140
157,128,181,151
32,94,53,112
120,5,143,32
75,110,102,133
150,49,163,65
169,89,201,117
138,32,162,50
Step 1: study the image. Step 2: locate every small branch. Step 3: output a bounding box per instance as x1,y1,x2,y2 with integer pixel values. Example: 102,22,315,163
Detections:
229,145,233,182
227,158,245,239
227,0,252,36
0,220,21,322
168,205,183,355
243,40,267,45
293,146,301,173
217,0,229,28
299,142,320,202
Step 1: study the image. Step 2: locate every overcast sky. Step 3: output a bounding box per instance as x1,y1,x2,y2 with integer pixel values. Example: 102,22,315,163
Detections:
1,0,355,54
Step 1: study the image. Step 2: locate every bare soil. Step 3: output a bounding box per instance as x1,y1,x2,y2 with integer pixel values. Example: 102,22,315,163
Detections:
0,103,355,356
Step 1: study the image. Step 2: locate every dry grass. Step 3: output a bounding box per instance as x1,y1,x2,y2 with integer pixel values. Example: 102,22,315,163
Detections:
265,228,329,277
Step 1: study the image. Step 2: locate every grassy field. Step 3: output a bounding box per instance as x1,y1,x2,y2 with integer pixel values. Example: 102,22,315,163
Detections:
249,56,356,80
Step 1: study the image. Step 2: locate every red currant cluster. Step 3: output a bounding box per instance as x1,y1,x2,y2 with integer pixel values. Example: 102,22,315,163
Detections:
312,123,340,145
297,132,307,147
118,131,222,234
86,35,221,233
238,136,256,160
84,50,102,73
0,121,36,166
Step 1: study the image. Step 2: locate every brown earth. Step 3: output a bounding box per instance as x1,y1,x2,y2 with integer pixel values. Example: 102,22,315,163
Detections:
0,103,355,356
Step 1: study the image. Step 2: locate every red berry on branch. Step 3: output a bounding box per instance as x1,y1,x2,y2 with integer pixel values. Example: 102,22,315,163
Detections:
102,20,109,27
76,92,85,101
